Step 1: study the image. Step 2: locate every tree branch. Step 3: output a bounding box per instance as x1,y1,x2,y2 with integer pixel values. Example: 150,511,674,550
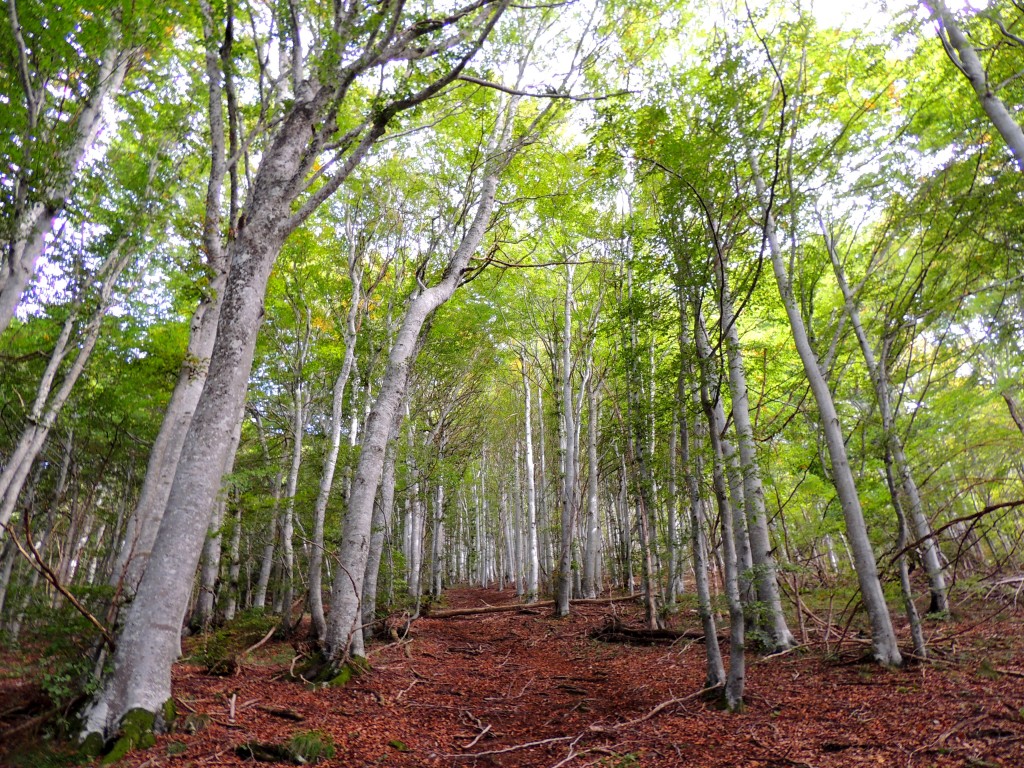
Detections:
457,74,633,101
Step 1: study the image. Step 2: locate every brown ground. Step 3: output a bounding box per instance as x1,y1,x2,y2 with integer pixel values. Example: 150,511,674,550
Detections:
3,586,1024,767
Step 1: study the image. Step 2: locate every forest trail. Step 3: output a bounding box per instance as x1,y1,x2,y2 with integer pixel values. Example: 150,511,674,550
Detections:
6,586,1024,767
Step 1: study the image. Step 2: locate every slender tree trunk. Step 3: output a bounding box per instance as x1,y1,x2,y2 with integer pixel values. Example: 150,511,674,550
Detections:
0,233,139,536
522,353,540,601
222,505,243,622
252,412,284,610
430,484,446,599
694,305,745,709
361,416,402,638
822,222,948,615
324,99,517,662
555,267,576,617
714,250,794,649
406,415,424,605
885,452,927,659
678,297,726,688
0,32,132,334
279,371,309,633
582,377,601,599
924,0,1024,170
748,150,901,666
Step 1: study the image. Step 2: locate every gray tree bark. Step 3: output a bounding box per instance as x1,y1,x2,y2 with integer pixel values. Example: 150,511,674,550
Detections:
325,95,517,661
555,266,577,617
522,353,541,601
0,18,133,334
582,376,601,599
925,0,1024,170
711,246,795,650
678,295,726,688
309,246,363,641
821,219,948,615
748,149,901,666
693,306,745,709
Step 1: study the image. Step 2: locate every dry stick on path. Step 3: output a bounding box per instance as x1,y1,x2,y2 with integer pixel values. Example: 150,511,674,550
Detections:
449,685,723,760
422,595,639,619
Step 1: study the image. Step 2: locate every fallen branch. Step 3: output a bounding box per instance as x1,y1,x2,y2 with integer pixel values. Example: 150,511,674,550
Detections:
256,705,305,722
589,618,716,646
453,685,723,762
588,685,722,734
240,623,280,660
422,595,638,619
446,734,577,759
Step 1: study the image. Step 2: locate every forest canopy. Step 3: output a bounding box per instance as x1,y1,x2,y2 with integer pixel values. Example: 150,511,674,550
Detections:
0,0,1022,759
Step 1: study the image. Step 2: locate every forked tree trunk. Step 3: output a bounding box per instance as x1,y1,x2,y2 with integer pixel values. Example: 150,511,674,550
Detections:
678,294,726,688
924,0,1024,170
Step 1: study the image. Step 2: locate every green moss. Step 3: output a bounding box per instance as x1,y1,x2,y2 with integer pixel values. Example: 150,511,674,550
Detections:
287,730,335,763
181,713,211,734
100,708,157,765
159,699,177,732
79,732,106,759
327,656,370,688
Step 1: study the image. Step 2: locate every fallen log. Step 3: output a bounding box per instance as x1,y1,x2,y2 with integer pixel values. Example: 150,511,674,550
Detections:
421,594,639,619
589,617,713,646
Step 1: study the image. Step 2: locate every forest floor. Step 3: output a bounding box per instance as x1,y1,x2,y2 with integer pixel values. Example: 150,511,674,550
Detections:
3,585,1024,767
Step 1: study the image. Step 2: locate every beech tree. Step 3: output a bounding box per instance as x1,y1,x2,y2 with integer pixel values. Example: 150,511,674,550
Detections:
81,0,512,740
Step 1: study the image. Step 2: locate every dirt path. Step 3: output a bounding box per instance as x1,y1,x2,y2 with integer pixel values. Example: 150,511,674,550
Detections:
6,586,1024,766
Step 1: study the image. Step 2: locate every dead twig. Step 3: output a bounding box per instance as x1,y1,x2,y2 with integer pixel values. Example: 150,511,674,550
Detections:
588,684,722,734
446,734,577,759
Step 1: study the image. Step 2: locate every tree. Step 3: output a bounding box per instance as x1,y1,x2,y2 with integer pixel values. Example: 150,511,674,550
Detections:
81,0,511,740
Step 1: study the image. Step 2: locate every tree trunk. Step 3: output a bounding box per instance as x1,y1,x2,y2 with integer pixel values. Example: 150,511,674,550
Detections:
555,266,577,617
0,33,131,334
222,505,243,622
678,295,726,688
522,353,541,601
0,234,138,536
714,249,795,650
748,149,901,666
361,415,402,639
82,97,324,738
924,0,1024,170
309,259,361,641
582,377,601,599
822,220,948,615
190,415,243,631
694,305,745,710
885,452,927,659
325,98,516,662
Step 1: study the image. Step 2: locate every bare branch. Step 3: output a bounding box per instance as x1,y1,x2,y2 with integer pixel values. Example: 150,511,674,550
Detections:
457,74,633,101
